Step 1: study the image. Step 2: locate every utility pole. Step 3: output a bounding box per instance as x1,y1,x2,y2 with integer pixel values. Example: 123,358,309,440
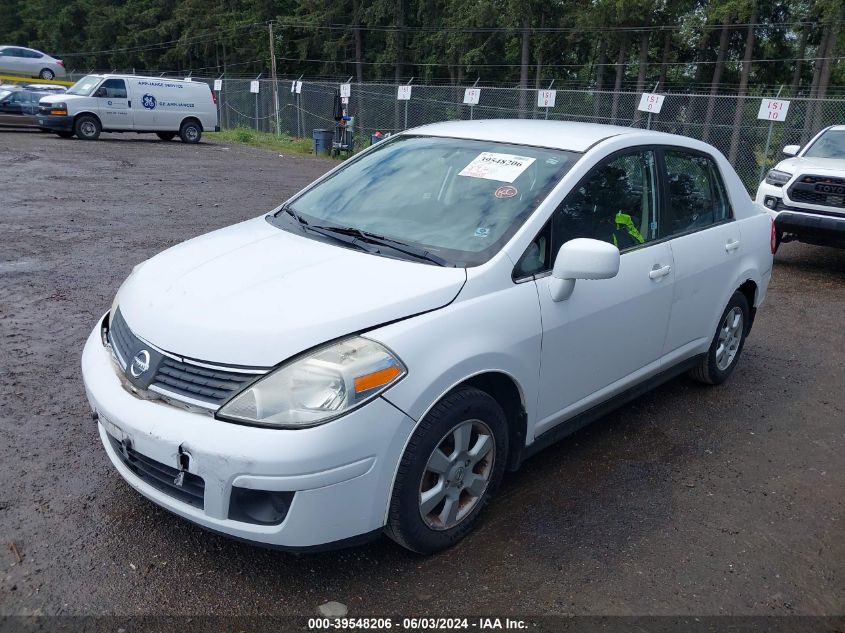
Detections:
269,21,281,136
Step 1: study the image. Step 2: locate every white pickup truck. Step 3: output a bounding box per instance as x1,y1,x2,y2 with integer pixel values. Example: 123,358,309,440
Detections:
755,125,845,249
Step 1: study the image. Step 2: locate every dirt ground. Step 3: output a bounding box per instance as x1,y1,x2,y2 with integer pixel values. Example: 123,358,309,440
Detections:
0,129,842,620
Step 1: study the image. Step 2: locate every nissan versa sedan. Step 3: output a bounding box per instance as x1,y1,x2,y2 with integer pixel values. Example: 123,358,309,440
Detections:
81,120,774,553
0,46,65,80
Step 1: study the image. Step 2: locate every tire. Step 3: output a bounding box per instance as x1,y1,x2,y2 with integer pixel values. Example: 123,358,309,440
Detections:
689,291,750,385
55,131,74,139
39,68,55,80
74,115,101,141
179,120,202,144
386,386,508,554
156,132,176,141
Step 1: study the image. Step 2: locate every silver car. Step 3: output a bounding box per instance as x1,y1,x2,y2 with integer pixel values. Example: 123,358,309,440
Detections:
0,46,65,80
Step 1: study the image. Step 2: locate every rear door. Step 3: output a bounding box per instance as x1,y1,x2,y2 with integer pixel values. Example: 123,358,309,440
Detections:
659,147,742,359
95,78,132,130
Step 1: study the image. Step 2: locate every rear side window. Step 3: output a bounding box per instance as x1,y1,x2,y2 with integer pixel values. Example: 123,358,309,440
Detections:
663,150,732,236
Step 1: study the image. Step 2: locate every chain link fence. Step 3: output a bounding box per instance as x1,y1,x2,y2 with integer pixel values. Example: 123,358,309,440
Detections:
67,73,845,193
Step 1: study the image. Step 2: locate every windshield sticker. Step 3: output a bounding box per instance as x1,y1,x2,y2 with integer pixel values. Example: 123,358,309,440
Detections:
458,152,536,183
495,185,518,199
474,227,491,238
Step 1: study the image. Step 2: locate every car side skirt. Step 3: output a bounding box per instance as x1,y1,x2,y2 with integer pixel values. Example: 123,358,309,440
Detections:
516,353,705,467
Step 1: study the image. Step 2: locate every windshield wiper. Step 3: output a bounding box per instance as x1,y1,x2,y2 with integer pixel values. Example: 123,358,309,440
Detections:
280,204,307,227
308,225,449,267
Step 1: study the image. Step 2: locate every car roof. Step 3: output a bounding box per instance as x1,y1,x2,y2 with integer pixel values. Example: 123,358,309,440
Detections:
409,119,688,153
86,74,200,85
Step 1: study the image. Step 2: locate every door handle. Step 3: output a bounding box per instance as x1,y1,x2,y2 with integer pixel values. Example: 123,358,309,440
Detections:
649,264,672,280
725,239,741,253
128,100,131,108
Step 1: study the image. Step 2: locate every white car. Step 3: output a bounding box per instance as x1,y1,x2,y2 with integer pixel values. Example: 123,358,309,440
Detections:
81,121,774,553
755,125,845,249
0,45,65,80
37,74,218,142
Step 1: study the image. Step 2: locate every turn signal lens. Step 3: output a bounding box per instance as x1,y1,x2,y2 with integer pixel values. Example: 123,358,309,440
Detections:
771,219,777,254
354,365,402,394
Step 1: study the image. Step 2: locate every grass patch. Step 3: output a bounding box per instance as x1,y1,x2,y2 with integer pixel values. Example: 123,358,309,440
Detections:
206,126,315,155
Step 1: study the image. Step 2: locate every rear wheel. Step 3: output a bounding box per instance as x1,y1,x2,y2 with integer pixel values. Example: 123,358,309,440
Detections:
689,291,750,385
179,120,202,144
386,386,508,554
74,115,101,141
156,132,176,141
39,68,55,80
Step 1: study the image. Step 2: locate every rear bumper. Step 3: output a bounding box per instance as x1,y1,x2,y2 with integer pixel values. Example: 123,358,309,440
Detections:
37,114,73,132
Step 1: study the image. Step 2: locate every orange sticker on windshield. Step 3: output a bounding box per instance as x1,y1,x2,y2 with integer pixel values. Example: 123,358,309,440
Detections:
495,185,518,199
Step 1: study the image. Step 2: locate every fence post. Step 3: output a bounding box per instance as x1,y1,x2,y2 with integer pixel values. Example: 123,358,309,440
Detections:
404,77,414,130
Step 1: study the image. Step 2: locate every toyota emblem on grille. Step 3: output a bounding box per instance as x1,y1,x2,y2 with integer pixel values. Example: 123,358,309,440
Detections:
130,350,151,377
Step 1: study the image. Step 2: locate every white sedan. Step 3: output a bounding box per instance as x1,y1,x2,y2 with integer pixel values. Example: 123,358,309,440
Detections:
0,45,65,80
81,120,774,553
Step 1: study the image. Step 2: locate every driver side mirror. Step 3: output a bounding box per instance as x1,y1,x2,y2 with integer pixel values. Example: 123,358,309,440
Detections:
94,87,107,98
782,145,800,157
549,238,620,302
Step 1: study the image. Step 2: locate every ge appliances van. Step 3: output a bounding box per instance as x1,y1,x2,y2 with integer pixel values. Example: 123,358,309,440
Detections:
37,74,219,142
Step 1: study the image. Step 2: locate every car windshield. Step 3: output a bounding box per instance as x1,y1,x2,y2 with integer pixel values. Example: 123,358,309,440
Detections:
0,90,10,100
66,76,101,96
804,130,845,159
275,135,578,266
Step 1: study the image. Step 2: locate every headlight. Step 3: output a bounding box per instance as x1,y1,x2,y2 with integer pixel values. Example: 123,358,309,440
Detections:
765,169,792,187
217,337,406,428
48,102,67,115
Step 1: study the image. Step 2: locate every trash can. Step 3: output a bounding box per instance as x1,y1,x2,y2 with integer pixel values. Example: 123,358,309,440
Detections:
313,129,333,155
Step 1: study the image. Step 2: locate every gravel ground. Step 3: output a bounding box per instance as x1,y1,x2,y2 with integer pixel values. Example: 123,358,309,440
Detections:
0,130,842,619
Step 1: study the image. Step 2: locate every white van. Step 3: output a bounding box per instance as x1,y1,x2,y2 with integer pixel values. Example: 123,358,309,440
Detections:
37,74,219,142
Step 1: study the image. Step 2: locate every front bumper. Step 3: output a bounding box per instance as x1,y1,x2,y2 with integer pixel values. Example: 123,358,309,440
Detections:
755,182,845,248
81,317,415,548
37,114,73,132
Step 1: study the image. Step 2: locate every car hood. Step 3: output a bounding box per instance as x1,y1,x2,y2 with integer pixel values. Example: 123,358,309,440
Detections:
117,216,467,366
776,156,845,175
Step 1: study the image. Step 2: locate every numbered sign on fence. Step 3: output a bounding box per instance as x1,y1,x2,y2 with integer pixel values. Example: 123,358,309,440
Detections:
397,85,412,101
537,89,557,108
341,96,349,105
213,79,222,92
757,99,790,122
290,81,296,93
249,80,260,94
463,88,481,105
637,93,665,114
340,83,351,98
295,80,303,94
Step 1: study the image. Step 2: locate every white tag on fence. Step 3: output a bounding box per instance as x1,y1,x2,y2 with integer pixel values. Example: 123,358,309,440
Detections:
249,80,260,94
637,93,665,113
295,81,303,94
537,90,556,108
397,85,412,101
757,99,790,122
340,83,351,98
213,79,222,92
463,88,481,105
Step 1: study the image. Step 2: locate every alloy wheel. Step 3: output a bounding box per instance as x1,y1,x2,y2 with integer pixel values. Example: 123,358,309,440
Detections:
716,306,743,371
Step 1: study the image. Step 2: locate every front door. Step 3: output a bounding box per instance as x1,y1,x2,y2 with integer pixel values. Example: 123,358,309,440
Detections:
95,78,132,130
526,149,676,437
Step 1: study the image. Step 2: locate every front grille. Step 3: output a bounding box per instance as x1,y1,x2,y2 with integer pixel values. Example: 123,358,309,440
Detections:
789,175,845,209
107,433,205,509
107,309,264,409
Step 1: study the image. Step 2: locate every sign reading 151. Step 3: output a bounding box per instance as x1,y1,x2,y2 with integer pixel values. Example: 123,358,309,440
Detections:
757,99,791,122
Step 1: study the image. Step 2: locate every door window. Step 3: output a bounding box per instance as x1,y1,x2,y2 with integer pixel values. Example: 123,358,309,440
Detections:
515,150,659,278
663,150,732,236
99,79,127,99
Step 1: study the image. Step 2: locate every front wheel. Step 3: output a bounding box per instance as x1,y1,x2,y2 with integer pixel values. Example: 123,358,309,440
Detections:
39,68,55,80
179,121,201,144
689,291,750,385
74,115,101,140
386,386,508,554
